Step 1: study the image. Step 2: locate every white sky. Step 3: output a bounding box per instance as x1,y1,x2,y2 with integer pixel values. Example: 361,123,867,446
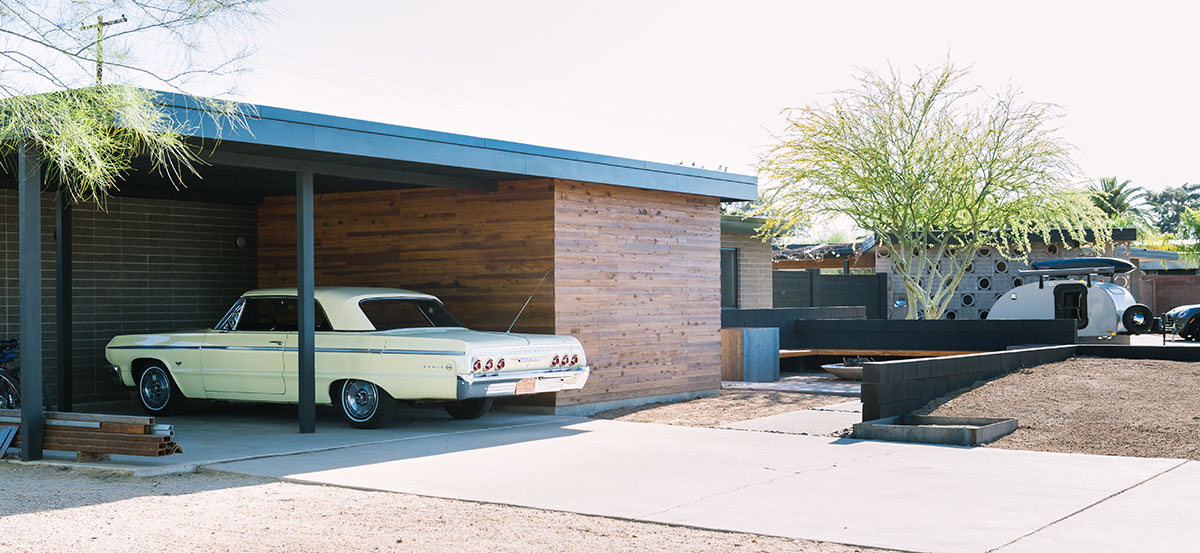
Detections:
170,0,1198,193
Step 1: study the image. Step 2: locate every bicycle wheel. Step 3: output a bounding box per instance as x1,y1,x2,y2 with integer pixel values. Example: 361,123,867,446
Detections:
0,371,19,409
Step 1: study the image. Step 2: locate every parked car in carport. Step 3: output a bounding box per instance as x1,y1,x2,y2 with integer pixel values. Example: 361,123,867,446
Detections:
105,287,589,428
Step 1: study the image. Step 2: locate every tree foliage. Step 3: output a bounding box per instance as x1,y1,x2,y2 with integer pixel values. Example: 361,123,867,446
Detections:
1089,177,1145,222
1144,183,1200,234
757,61,1112,319
0,0,264,204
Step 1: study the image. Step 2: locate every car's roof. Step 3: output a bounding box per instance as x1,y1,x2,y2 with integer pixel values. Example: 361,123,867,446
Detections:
241,287,443,331
244,286,437,302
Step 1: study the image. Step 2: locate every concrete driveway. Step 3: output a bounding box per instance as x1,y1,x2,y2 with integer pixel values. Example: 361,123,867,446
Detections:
17,401,1200,552
201,415,1191,553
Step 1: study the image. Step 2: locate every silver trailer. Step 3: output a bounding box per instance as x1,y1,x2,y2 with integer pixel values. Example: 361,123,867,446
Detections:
989,261,1153,338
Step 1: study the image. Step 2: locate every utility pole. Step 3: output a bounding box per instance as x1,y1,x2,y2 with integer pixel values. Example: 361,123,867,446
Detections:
81,14,127,85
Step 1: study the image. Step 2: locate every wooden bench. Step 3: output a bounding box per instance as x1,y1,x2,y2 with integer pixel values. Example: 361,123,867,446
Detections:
779,348,985,359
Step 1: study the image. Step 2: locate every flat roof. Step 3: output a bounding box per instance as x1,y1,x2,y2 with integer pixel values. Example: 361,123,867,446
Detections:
156,92,758,201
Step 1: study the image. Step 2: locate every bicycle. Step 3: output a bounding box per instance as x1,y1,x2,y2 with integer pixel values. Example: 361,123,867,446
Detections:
0,339,19,409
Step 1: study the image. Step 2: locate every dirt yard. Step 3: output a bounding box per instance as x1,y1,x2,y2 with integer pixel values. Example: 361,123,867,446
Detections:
918,356,1200,459
590,390,846,427
0,464,891,553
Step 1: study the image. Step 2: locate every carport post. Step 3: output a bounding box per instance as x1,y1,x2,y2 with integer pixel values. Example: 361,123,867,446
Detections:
297,169,316,433
18,140,43,460
56,190,72,412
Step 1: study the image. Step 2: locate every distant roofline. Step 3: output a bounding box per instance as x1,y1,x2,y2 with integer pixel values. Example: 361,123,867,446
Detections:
153,91,758,201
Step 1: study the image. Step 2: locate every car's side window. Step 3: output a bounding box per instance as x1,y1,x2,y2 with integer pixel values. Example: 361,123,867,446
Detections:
233,298,332,332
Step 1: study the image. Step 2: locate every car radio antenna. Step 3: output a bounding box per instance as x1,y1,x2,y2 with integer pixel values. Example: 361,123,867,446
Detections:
507,269,552,333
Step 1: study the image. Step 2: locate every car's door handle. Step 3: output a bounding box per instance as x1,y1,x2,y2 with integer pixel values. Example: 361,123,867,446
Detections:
269,340,283,345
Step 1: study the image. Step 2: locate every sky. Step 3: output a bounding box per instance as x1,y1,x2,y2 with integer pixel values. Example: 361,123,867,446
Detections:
144,1,1199,194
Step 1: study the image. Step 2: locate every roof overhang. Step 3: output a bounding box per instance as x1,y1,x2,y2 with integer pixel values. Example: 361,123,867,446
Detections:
154,92,758,201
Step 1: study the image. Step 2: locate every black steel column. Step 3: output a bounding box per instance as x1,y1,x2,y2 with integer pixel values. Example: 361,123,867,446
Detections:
296,169,316,433
18,140,43,460
55,191,72,412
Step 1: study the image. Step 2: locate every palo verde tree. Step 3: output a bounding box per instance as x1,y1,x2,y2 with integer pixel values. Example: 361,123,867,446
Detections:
758,61,1111,319
0,0,264,204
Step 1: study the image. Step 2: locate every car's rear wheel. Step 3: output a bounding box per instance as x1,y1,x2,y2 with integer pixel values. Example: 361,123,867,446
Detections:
138,364,186,416
339,379,395,429
444,398,493,420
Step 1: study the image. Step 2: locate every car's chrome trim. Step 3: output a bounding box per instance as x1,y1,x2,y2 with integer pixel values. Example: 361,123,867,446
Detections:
108,344,464,356
456,366,590,399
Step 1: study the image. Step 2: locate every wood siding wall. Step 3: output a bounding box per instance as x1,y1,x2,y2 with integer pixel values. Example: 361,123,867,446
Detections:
552,180,721,407
257,181,557,334
257,179,722,409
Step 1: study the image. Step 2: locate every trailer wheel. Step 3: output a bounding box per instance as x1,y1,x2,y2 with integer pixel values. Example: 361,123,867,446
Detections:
1122,304,1154,334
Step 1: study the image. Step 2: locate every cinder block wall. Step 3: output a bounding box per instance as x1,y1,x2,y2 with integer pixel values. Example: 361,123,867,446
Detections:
720,231,773,309
0,191,258,404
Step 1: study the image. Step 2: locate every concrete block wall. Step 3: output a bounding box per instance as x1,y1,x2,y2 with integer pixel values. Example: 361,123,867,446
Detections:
861,345,1078,420
720,231,773,309
0,191,258,404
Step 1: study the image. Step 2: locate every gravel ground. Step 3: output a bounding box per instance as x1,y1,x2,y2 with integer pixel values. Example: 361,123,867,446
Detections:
918,357,1200,459
0,464,891,553
589,390,846,427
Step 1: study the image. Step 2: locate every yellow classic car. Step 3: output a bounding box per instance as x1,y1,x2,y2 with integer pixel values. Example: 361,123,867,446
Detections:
105,287,589,428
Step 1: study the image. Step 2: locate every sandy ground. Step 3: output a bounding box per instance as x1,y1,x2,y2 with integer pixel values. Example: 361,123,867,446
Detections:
0,464,891,553
589,390,846,427
918,356,1200,459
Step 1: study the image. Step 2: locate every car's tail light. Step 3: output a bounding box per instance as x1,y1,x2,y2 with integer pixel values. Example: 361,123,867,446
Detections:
551,355,560,366
472,359,482,372
485,359,494,371
497,358,505,370
571,354,579,366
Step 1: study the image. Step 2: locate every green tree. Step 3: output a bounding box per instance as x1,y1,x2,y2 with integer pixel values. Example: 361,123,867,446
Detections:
1144,183,1200,234
758,61,1111,319
1089,177,1146,222
0,0,264,204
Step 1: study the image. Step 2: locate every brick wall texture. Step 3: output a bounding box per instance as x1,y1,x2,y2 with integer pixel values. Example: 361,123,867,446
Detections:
0,191,258,404
720,231,772,309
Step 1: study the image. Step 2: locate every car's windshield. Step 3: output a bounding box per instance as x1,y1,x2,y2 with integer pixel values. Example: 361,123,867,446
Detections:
359,298,462,330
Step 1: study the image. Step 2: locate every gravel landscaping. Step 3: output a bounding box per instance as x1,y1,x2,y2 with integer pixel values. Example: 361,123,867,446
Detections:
590,390,848,427
0,464,892,553
917,356,1200,459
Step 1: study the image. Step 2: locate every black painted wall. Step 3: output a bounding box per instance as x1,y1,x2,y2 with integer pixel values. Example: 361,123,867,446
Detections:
722,306,867,348
0,191,258,405
792,319,1077,352
773,269,888,318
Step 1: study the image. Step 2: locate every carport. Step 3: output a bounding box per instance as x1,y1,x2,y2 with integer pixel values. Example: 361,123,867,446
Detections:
13,91,756,460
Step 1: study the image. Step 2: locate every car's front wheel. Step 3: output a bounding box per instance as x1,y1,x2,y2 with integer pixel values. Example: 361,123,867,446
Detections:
338,379,395,429
444,398,493,420
138,364,186,416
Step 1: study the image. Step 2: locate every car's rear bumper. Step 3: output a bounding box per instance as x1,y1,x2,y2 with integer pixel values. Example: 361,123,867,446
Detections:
456,366,589,399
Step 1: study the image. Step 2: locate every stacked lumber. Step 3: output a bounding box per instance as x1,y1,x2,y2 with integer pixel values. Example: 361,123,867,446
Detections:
0,409,182,457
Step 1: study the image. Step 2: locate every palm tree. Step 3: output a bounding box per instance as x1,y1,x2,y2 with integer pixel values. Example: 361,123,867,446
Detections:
1090,177,1146,220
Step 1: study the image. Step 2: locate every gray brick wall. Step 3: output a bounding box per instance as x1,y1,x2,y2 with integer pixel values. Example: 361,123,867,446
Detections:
0,191,258,404
721,231,773,309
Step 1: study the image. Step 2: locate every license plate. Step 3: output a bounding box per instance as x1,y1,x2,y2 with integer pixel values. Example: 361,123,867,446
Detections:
515,378,536,395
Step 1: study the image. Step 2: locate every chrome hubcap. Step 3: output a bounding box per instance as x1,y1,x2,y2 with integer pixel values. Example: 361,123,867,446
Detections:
342,380,378,422
141,369,170,410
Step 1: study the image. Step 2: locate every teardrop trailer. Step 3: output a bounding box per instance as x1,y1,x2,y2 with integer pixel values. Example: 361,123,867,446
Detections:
988,257,1156,338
